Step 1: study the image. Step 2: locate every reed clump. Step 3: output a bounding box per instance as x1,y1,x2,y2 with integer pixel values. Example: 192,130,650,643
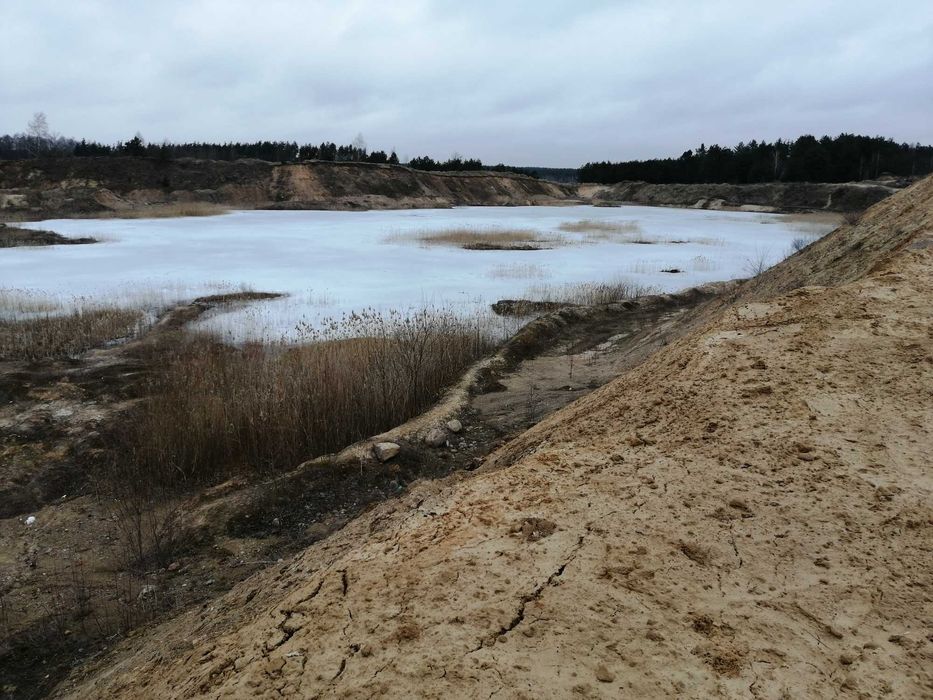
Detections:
387,227,565,250
111,308,494,489
0,307,145,360
522,279,658,306
82,202,229,219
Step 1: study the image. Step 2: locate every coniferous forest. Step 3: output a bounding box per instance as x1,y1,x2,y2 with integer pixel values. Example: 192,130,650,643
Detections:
579,134,933,184
1,127,930,184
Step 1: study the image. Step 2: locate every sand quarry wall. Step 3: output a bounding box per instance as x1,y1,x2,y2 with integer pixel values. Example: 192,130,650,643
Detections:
582,179,900,212
56,178,933,698
0,157,573,217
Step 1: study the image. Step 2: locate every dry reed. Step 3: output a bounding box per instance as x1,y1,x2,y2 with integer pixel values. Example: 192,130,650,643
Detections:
523,279,658,306
78,202,229,219
108,308,494,489
0,308,145,360
557,219,641,234
387,227,565,250
0,224,97,247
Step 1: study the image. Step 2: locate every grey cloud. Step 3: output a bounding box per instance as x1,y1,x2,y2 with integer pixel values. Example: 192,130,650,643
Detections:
1,0,931,166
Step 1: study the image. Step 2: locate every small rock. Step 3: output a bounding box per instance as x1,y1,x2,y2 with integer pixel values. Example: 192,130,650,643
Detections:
168,561,181,572
359,643,373,657
25,515,36,526
424,427,447,448
373,442,400,462
138,584,157,600
595,664,615,683
646,629,665,642
446,419,463,433
839,653,855,666
272,517,280,528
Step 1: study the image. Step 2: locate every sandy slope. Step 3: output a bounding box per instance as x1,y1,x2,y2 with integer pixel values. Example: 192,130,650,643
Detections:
60,179,933,698
0,158,572,218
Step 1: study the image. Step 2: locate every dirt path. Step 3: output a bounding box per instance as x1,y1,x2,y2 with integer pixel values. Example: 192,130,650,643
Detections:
52,179,933,696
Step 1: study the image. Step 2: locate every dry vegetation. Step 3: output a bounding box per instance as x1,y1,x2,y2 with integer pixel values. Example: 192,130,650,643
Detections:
0,306,145,360
387,227,566,250
80,202,229,219
523,278,658,306
557,219,641,235
0,223,97,247
100,308,493,562
486,262,550,279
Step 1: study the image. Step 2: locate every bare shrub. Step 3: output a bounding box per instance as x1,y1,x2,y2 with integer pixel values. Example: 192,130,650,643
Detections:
743,247,773,277
790,235,818,253
842,209,862,226
99,458,184,569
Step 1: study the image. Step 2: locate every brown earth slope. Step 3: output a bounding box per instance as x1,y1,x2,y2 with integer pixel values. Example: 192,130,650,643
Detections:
59,178,933,698
0,158,572,218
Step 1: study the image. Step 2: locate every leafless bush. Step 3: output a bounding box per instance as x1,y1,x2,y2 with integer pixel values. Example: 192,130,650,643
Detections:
842,209,862,226
743,247,773,277
790,235,818,253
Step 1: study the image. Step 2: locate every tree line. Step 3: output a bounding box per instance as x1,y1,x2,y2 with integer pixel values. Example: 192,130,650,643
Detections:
580,134,933,184
0,118,542,177
3,114,929,184
1,134,401,165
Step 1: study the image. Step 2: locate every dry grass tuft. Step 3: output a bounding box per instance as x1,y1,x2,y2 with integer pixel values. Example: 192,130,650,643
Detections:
557,219,641,235
387,227,565,250
523,279,658,306
486,263,550,280
690,255,718,272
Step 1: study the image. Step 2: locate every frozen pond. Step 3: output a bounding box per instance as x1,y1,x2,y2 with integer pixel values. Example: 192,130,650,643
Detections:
5,206,831,341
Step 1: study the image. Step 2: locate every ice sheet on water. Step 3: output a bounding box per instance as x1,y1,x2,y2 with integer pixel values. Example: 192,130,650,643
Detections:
6,206,833,342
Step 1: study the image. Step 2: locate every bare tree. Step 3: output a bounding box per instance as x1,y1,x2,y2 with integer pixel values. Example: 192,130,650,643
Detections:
351,132,367,160
27,112,50,155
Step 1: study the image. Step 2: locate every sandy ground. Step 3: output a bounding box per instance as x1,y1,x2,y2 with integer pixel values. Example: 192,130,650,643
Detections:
52,181,933,697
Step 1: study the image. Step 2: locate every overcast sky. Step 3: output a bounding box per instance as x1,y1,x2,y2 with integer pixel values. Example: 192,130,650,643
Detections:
3,1,932,167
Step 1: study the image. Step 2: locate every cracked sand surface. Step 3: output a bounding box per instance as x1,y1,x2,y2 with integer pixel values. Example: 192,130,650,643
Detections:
59,179,933,698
